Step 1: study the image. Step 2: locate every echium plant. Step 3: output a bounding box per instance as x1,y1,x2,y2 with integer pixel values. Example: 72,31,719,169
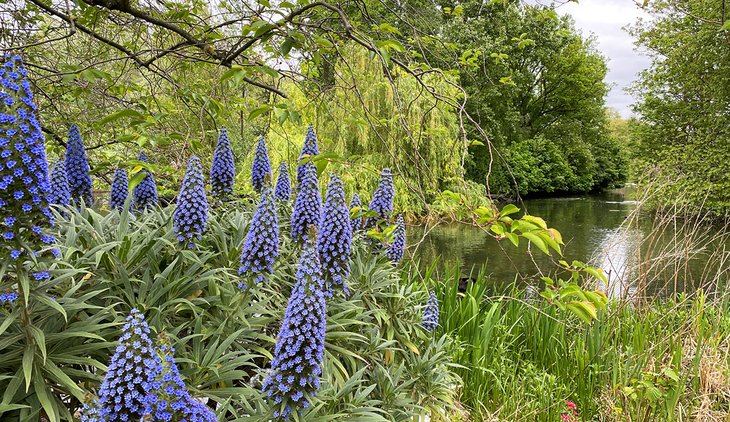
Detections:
365,168,394,230
274,161,291,202
133,151,158,211
65,124,93,206
109,168,128,211
143,334,216,422
173,156,208,248
48,160,70,207
0,53,56,262
387,214,406,263
421,290,439,332
251,135,271,194
349,192,362,232
296,124,319,189
290,162,321,243
317,175,352,296
96,308,156,421
262,237,327,420
210,127,235,201
239,181,279,289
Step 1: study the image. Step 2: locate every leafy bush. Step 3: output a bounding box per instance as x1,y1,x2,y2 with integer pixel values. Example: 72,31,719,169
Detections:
0,204,459,421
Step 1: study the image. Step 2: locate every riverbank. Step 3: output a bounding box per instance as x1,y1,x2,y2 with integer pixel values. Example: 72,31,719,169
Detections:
426,265,730,421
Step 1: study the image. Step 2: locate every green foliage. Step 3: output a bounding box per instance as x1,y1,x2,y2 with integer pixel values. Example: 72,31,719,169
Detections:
429,265,730,421
0,204,458,421
631,0,730,215
434,1,626,195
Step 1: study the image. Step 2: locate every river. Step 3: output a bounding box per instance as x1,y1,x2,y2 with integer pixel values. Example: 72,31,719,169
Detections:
409,190,730,298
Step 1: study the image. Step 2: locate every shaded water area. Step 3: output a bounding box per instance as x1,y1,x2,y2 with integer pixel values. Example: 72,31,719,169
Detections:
410,190,730,297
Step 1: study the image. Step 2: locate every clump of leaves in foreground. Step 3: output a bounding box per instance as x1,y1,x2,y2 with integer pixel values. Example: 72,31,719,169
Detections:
0,203,459,421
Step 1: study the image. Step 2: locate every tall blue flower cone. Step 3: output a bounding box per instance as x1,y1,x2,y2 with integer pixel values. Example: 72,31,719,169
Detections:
365,168,394,230
262,238,326,420
143,335,216,422
109,168,128,211
296,125,319,189
274,161,291,202
133,151,158,211
349,192,362,232
97,309,156,421
290,162,321,243
317,175,353,297
387,214,406,263
421,290,439,332
251,135,271,194
65,124,93,206
0,53,56,261
48,160,70,208
210,127,235,201
239,182,279,289
173,156,208,248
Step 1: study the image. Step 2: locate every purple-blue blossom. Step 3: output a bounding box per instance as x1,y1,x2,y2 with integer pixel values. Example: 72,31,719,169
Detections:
317,175,352,297
290,163,321,243
0,54,55,261
274,161,291,202
143,342,216,422
296,125,319,189
210,127,235,200
349,192,362,232
133,151,158,211
239,183,279,289
64,124,93,206
97,308,156,421
79,401,102,422
262,241,326,420
421,290,439,332
48,160,70,208
387,214,406,263
365,168,394,230
251,136,271,194
173,156,208,248
0,290,18,304
109,168,128,212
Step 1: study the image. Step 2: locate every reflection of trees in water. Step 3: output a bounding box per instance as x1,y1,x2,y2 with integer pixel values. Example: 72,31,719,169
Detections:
412,193,730,296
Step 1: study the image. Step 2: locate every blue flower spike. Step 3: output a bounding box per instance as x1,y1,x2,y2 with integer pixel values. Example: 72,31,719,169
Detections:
65,124,93,206
252,135,271,194
387,214,406,263
290,163,321,243
132,151,158,212
296,124,319,189
274,161,291,202
48,160,70,208
0,53,56,261
317,175,353,297
365,168,394,230
421,290,439,332
239,178,279,289
173,156,208,248
109,168,128,212
210,127,235,201
142,333,216,422
97,308,156,421
262,232,327,420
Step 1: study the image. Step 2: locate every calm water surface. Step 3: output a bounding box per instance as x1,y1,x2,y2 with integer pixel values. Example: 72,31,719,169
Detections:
409,190,729,297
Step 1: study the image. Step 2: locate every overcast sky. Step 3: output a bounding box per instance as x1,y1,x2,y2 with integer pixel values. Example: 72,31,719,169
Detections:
552,0,652,117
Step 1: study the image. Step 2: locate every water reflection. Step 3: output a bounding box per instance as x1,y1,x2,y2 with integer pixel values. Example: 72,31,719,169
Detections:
409,191,728,297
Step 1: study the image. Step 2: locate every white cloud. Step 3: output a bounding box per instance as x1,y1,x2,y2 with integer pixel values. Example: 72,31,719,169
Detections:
553,0,652,117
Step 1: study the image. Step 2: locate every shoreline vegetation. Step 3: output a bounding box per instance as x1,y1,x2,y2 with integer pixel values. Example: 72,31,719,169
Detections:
3,0,730,418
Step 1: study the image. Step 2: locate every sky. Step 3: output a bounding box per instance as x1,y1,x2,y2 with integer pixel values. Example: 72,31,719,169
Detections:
551,0,652,117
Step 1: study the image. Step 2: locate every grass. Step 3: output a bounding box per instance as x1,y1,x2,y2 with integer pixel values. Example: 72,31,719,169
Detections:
415,263,730,421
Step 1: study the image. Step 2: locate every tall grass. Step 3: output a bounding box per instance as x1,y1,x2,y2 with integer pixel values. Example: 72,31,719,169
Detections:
414,263,730,421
